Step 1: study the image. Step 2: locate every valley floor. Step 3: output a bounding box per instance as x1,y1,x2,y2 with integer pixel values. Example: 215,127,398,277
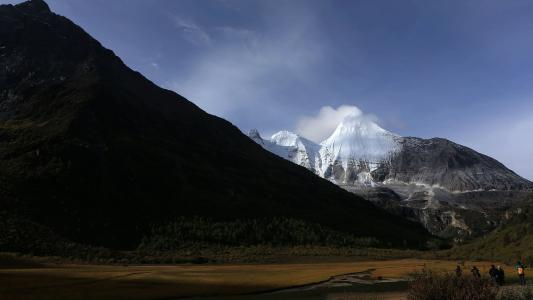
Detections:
0,258,507,300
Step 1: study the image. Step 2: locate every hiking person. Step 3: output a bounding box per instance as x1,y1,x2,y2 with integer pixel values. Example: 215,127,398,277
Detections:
516,261,526,285
497,265,505,286
489,265,498,283
471,266,481,278
455,265,462,277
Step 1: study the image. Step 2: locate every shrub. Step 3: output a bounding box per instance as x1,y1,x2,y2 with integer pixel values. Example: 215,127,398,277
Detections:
407,268,498,300
498,286,533,300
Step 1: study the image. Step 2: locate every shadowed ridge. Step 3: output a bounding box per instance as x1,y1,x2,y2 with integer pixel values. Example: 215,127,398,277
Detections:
0,0,433,251
14,0,51,14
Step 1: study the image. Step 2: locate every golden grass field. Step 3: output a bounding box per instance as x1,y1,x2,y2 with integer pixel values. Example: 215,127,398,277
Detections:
0,259,511,300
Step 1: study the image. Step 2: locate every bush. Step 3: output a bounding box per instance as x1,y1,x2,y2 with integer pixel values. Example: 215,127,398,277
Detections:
407,268,498,300
498,286,533,300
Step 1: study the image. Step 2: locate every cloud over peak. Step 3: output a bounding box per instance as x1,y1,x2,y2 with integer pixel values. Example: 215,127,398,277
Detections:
295,105,380,143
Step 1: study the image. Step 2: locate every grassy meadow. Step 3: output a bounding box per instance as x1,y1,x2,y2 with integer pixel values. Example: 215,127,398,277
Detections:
0,256,511,300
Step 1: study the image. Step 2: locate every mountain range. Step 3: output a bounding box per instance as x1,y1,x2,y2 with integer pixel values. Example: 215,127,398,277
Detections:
0,0,432,254
250,113,533,239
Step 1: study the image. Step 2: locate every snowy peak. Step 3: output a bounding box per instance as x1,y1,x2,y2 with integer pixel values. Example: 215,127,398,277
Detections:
271,131,320,154
248,114,533,240
249,115,401,183
322,114,398,144
271,130,304,147
248,130,320,171
270,131,321,170
248,129,264,145
249,114,403,183
319,114,401,168
250,110,531,191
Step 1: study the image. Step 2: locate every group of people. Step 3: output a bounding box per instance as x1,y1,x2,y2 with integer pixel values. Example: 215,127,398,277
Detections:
488,265,505,285
454,261,528,286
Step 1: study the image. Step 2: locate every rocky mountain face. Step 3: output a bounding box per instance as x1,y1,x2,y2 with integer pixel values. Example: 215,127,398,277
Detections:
374,137,532,191
251,114,533,240
0,0,432,251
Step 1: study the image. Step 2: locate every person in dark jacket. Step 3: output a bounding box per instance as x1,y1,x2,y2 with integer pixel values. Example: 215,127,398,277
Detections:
497,265,505,286
471,266,481,278
489,265,498,283
455,265,462,277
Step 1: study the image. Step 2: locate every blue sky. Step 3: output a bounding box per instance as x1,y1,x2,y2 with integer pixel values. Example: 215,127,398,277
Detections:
3,0,533,179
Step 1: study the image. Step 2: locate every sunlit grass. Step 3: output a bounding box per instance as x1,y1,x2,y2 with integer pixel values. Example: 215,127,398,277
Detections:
0,258,504,300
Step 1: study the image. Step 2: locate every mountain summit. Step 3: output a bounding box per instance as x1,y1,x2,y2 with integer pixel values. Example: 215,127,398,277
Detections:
318,114,400,181
253,114,531,191
0,0,431,251
252,112,533,238
12,0,50,13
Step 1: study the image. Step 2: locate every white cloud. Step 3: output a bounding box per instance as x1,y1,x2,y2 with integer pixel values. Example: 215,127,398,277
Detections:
172,16,211,47
166,16,324,120
295,105,378,142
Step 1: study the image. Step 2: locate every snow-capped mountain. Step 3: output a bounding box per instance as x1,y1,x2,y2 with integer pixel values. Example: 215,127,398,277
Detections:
248,129,320,170
271,131,321,170
249,129,292,161
318,114,401,184
250,113,403,186
250,112,533,239
250,112,532,191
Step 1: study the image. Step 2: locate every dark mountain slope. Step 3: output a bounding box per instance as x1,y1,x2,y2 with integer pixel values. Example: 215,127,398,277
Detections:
0,0,431,250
